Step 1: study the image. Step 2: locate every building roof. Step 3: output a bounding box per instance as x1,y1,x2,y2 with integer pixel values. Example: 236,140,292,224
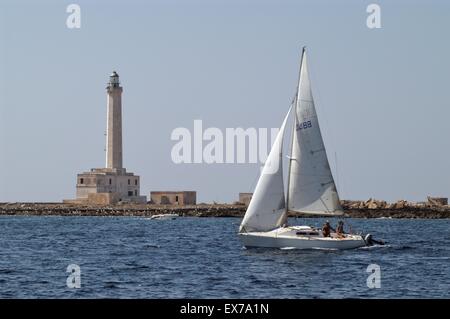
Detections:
150,191,196,195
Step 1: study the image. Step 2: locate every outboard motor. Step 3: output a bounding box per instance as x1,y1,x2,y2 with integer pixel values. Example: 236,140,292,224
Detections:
365,234,373,246
364,233,385,246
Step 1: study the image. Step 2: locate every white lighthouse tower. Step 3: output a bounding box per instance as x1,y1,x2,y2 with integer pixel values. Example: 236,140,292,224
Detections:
69,72,146,205
106,71,123,170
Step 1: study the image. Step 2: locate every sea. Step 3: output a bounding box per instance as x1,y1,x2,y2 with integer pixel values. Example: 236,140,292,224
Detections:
0,216,449,298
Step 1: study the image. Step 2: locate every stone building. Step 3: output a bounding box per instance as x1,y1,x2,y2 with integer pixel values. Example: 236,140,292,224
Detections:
427,196,448,206
75,168,142,204
150,191,197,205
66,72,146,205
238,193,253,206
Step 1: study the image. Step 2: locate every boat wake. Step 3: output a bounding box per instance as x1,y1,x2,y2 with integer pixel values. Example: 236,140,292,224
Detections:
279,246,339,251
359,244,391,250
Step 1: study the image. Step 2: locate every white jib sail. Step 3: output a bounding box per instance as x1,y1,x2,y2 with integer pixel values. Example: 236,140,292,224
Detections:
287,49,343,215
239,106,292,233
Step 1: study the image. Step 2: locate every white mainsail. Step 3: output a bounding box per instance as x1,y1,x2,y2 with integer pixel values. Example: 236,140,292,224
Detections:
287,49,343,215
239,107,292,233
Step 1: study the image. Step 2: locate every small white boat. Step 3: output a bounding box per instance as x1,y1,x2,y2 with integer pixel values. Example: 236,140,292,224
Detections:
150,213,179,220
238,47,374,250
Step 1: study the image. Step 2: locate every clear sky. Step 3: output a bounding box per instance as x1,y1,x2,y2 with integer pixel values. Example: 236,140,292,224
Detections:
0,0,449,203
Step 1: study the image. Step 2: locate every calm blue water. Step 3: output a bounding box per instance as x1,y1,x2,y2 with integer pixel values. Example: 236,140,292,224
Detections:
0,216,449,298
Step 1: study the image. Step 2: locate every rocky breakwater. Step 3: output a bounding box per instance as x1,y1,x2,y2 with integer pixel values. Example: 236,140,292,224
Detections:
0,202,246,217
0,198,449,218
339,198,450,218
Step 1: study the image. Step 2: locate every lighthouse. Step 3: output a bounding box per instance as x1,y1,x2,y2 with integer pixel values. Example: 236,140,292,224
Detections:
106,71,123,170
67,72,146,205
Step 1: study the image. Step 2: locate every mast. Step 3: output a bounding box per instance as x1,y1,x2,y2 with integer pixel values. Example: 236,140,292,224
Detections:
284,46,306,221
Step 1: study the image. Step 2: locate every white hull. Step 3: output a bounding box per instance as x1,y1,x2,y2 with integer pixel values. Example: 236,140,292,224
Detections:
238,226,367,250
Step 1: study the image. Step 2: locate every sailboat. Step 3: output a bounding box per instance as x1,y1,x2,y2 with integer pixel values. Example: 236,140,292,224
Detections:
238,47,371,250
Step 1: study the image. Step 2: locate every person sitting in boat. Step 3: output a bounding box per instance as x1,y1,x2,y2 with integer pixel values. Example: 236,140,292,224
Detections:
322,221,335,237
336,220,346,238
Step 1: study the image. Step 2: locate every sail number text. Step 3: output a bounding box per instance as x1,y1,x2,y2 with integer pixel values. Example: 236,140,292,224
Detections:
296,120,312,131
